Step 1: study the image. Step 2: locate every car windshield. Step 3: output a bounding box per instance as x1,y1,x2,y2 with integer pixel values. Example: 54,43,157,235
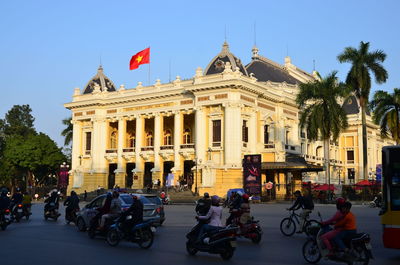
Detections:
145,196,161,205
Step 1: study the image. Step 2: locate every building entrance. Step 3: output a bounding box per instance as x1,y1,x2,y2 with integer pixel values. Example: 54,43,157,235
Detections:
144,162,154,188
163,161,174,186
108,163,117,189
126,163,135,188
184,160,195,188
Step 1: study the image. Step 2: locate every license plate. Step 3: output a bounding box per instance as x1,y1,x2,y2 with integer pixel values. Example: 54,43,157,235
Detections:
230,241,237,247
150,227,156,233
365,242,372,250
17,209,23,213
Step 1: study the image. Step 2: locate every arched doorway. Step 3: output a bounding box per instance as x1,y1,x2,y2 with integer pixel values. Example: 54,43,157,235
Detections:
108,163,117,189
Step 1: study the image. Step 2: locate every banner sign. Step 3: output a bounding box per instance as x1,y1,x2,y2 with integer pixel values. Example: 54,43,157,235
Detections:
243,154,262,196
376,164,382,182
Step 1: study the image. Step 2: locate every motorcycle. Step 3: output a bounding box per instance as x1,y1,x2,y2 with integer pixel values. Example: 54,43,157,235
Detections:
186,222,238,260
106,216,156,249
44,202,61,221
368,197,382,208
65,207,79,224
0,209,12,231
88,211,117,239
229,215,262,244
302,214,373,264
12,204,25,222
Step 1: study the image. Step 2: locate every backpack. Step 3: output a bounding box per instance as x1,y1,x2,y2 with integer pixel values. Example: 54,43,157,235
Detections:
303,195,314,210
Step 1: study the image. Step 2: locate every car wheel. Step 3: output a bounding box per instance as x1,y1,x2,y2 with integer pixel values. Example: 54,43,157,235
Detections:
77,218,86,232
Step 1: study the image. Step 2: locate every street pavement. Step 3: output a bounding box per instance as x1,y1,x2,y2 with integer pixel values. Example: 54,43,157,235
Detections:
1,202,399,265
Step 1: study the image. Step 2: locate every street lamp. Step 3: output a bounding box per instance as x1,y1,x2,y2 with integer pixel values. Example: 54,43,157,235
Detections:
59,162,70,192
338,168,342,185
193,157,202,196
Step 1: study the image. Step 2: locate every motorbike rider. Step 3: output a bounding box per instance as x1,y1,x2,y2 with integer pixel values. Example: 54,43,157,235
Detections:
226,192,243,225
11,188,23,212
44,190,60,214
320,197,347,255
239,193,251,224
98,190,121,230
0,188,11,212
332,201,357,253
196,192,211,216
63,191,80,221
22,191,32,214
287,190,314,233
119,194,144,233
196,195,224,243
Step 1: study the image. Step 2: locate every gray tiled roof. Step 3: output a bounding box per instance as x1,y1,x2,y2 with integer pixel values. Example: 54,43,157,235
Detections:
83,65,116,94
246,59,299,84
342,95,371,115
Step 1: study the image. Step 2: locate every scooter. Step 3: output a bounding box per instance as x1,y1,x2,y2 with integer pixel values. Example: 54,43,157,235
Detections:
302,213,373,264
106,216,156,249
0,209,12,231
44,202,61,221
65,207,79,224
230,215,262,244
369,197,382,208
186,222,238,260
88,212,117,239
11,204,25,222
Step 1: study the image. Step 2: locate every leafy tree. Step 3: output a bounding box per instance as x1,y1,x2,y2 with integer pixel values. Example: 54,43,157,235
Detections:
338,41,388,179
61,117,73,146
1,104,36,137
370,88,400,144
296,71,349,191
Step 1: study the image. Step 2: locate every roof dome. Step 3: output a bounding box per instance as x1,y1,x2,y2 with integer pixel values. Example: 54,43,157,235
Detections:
342,95,370,115
204,42,248,76
83,65,116,94
245,46,299,84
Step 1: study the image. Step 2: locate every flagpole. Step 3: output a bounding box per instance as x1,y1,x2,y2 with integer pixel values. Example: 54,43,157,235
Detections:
148,46,151,86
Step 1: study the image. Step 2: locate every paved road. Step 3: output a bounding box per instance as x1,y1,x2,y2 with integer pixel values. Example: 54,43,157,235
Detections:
1,202,399,265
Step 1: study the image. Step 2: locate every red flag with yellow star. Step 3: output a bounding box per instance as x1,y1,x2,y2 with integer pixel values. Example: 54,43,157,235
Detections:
129,47,150,70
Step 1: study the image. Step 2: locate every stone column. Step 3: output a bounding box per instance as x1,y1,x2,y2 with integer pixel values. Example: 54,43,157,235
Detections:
71,120,83,189
174,111,182,172
153,113,162,181
92,117,107,188
116,118,126,187
195,107,205,163
249,110,257,152
134,115,144,188
224,103,241,166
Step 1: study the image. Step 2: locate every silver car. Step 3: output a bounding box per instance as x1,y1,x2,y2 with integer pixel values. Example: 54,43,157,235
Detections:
76,193,164,232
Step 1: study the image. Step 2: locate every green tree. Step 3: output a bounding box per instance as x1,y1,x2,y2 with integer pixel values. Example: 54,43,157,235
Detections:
338,41,388,180
61,117,73,146
370,88,400,144
296,71,349,191
1,104,36,137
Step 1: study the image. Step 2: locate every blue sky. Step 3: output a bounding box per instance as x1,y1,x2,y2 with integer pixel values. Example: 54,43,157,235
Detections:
1,0,399,147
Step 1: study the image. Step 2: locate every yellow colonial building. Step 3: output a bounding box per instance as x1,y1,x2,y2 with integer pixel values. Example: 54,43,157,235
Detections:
65,42,394,198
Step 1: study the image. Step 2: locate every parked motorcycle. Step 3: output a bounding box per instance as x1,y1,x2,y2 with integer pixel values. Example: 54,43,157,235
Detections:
44,202,61,221
186,222,238,260
229,216,262,244
106,216,156,249
302,216,373,264
0,209,12,231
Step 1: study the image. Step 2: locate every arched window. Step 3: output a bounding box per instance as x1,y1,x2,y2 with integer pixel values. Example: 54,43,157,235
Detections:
164,129,172,145
110,130,118,149
183,128,191,144
127,132,135,148
146,131,153,146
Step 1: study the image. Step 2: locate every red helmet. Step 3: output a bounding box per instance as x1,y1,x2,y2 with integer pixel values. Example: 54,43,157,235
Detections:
336,197,346,207
242,194,250,200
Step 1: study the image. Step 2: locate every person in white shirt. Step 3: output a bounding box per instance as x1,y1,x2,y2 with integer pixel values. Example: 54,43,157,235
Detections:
196,195,223,242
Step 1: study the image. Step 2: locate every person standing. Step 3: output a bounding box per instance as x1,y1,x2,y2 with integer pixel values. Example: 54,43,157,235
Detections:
84,190,87,202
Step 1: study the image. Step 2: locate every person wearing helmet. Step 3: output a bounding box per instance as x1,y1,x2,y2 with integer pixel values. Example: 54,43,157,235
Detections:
196,192,211,216
320,197,347,255
63,191,80,222
99,191,121,230
44,190,60,214
119,194,144,233
287,190,314,233
196,195,223,243
226,192,243,225
239,194,251,224
332,201,357,253
11,187,23,211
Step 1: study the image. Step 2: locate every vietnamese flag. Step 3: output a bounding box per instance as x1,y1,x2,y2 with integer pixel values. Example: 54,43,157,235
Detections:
129,47,150,70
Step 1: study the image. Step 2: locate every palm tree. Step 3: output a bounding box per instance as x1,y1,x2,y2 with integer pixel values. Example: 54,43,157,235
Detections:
338,41,388,180
370,88,400,144
296,71,349,193
61,117,73,146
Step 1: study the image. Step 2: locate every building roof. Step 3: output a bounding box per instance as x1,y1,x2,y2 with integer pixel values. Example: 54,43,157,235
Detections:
83,65,116,94
245,46,299,84
262,154,323,172
204,42,248,76
342,95,370,115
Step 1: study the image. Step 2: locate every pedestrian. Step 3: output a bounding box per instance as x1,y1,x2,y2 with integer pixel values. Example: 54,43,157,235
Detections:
157,179,161,189
96,185,101,196
84,190,87,201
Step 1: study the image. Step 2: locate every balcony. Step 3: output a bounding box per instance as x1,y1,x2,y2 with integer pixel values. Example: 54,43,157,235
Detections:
285,144,296,151
180,143,195,149
141,146,154,151
242,142,248,148
85,150,91,156
122,148,135,153
212,142,221,147
160,145,174,150
105,149,117,153
264,142,275,149
347,160,354,164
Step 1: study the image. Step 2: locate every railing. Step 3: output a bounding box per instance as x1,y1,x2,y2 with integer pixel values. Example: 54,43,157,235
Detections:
212,142,221,147
123,148,135,153
105,149,117,153
242,142,247,148
264,142,275,149
347,160,354,164
85,150,91,155
180,143,195,149
141,146,154,151
285,144,296,151
160,145,174,150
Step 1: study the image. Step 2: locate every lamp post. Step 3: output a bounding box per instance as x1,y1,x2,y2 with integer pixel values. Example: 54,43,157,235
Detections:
338,168,342,185
60,162,70,192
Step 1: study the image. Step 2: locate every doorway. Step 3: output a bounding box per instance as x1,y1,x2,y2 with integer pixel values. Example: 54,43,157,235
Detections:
144,162,154,188
163,161,174,186
126,163,135,188
108,163,117,189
